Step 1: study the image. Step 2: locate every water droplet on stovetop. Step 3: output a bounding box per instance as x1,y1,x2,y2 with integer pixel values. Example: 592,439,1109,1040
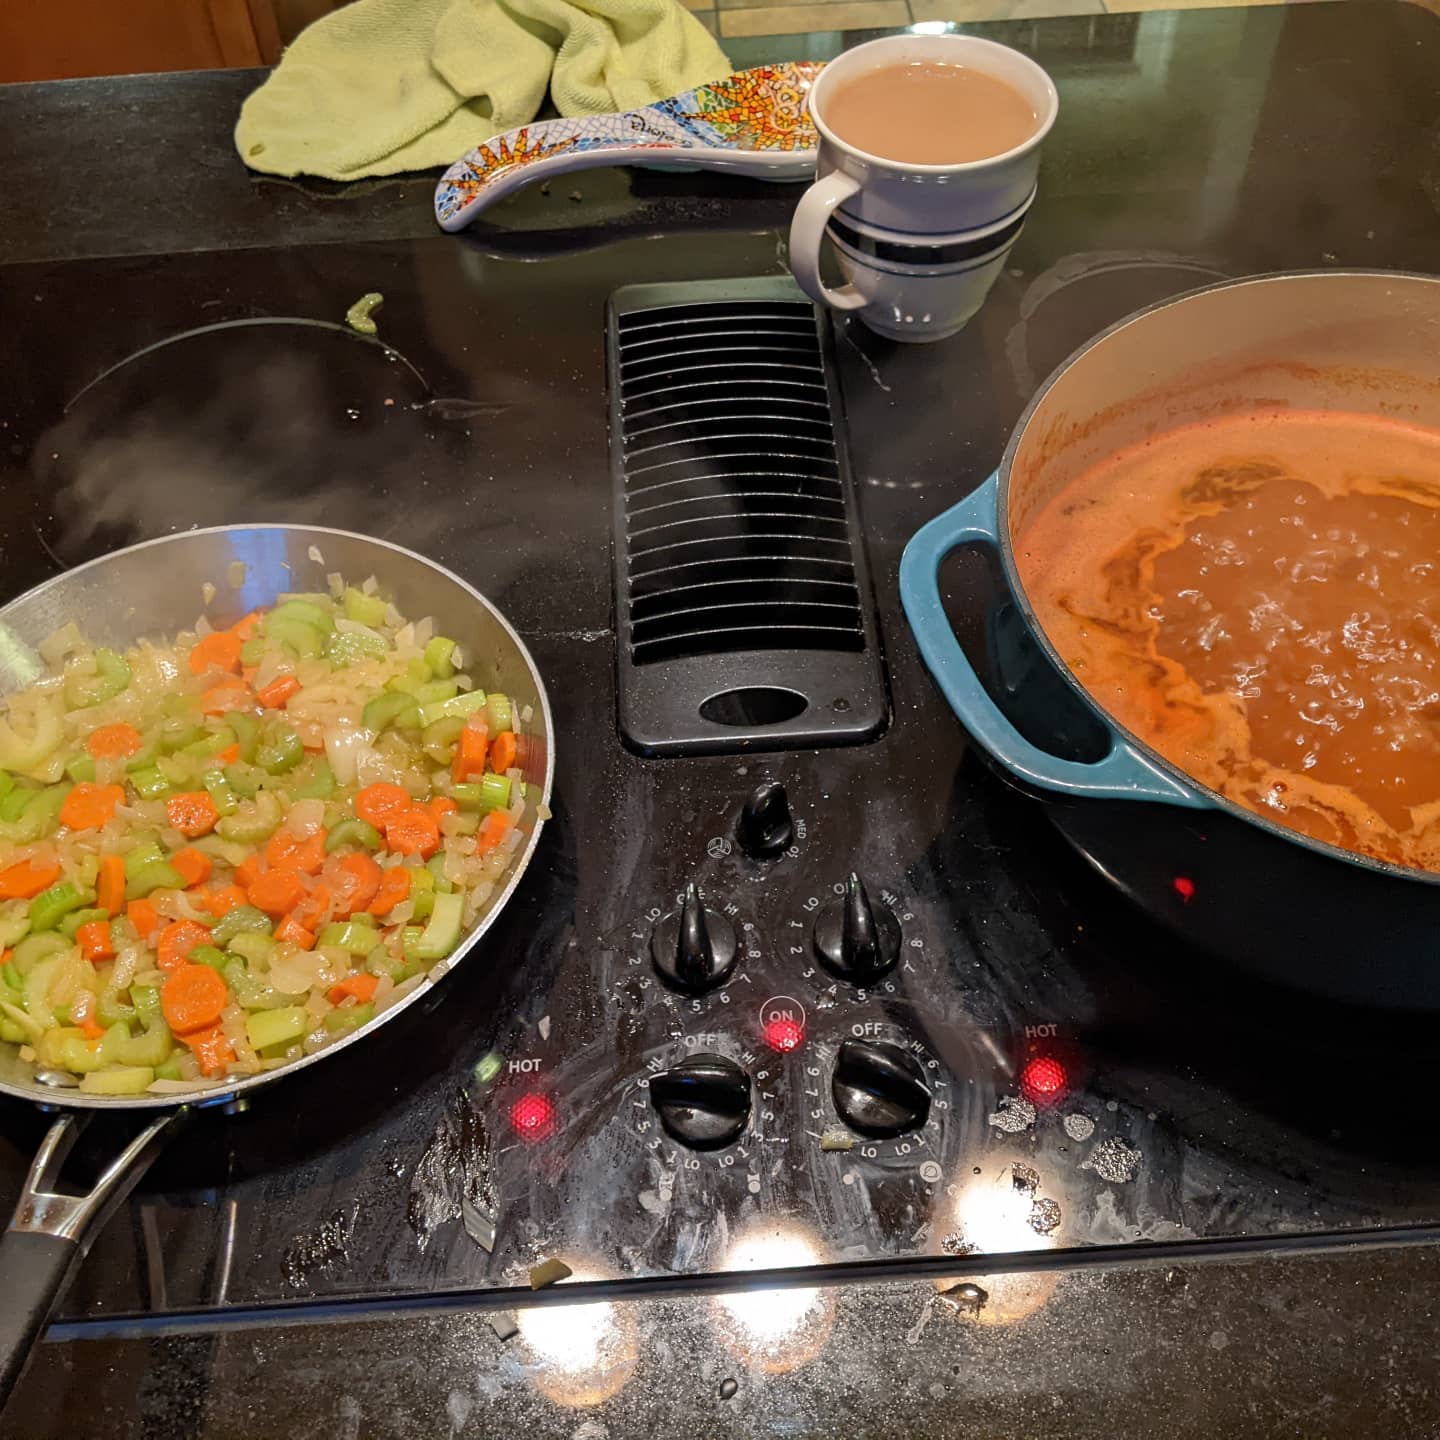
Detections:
1082,1136,1142,1183
1029,1197,1061,1234
1011,1163,1039,1193
719,1378,738,1400
987,1096,1036,1133
938,1282,987,1315
1063,1112,1095,1141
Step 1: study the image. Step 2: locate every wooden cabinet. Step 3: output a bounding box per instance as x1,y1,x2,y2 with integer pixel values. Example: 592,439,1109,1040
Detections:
1,0,285,82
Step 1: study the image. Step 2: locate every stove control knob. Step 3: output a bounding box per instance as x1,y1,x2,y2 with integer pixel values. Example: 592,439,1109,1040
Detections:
812,873,900,984
737,780,794,860
650,1053,751,1149
832,1039,931,1138
651,882,738,994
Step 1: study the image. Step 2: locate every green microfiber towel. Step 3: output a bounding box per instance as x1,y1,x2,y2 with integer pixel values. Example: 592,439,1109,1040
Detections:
235,0,732,181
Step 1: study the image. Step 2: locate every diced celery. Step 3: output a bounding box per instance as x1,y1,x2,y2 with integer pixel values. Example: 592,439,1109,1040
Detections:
64,753,97,784
324,630,387,667
485,693,512,734
124,740,159,772
29,882,94,932
79,1066,154,1095
267,599,335,636
423,636,457,679
267,617,323,658
190,945,229,972
125,861,186,901
318,921,380,956
227,931,275,966
255,724,304,775
0,901,32,948
59,906,109,939
416,689,488,729
324,1001,374,1034
130,985,161,1026
5,786,70,843
422,716,465,751
223,761,265,797
0,786,33,823
155,752,199,788
115,1023,173,1068
225,711,260,763
211,905,272,947
63,649,131,709
155,1057,184,1082
324,818,382,853
46,1032,109,1074
216,790,282,844
245,1006,309,1050
0,1017,26,1042
361,691,419,733
425,854,454,893
129,766,171,799
452,774,510,812
414,680,459,707
96,989,137,1028
123,839,165,878
182,726,236,761
0,772,11,800
409,889,463,962
238,638,267,666
157,720,204,755
12,931,71,974
365,944,404,980
409,866,436,921
343,587,389,627
291,756,335,801
202,768,239,816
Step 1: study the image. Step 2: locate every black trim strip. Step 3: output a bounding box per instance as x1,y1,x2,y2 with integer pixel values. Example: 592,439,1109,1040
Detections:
830,209,1027,265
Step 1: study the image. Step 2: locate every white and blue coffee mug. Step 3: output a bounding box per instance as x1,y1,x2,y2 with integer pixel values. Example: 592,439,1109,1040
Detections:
789,35,1059,342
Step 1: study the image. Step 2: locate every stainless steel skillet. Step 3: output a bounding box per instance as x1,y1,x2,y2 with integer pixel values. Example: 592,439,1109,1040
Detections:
0,525,554,1406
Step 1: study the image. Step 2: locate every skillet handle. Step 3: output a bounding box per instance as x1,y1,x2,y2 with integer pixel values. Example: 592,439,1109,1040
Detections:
898,473,1206,807
0,1111,179,1409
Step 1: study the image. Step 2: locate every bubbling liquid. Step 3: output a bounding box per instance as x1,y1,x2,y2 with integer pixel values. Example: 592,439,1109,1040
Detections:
1018,410,1440,872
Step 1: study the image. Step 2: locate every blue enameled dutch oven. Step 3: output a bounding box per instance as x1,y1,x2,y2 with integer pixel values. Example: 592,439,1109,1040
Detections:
900,271,1440,1010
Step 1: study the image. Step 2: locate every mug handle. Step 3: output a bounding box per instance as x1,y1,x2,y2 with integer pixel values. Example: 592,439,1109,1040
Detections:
788,171,867,312
899,474,1208,807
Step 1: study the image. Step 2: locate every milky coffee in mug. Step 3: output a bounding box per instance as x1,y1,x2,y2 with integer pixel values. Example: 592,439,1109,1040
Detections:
788,36,1059,343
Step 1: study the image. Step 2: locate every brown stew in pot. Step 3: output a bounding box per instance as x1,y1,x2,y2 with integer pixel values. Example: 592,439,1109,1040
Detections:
1019,410,1440,873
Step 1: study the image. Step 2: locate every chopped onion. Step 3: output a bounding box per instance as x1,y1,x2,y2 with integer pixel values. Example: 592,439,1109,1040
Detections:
362,574,379,595
413,616,434,647
308,545,325,564
193,613,213,638
327,572,344,599
325,724,374,786
39,623,87,667
376,973,426,1014
227,561,247,588
286,797,326,839
148,1078,224,1094
201,582,217,606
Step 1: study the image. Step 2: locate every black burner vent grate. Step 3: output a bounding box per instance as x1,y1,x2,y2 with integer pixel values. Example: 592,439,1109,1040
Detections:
608,278,888,756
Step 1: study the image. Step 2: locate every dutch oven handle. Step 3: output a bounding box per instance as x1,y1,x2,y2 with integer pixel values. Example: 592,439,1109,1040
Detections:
0,1110,180,1408
899,473,1207,808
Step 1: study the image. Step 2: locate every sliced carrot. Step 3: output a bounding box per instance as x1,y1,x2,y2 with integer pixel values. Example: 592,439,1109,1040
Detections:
367,865,412,917
166,790,220,838
86,723,143,759
189,630,243,676
127,897,160,940
157,919,211,972
330,852,382,918
265,827,327,875
274,913,316,950
429,796,458,827
236,853,263,891
489,730,518,776
0,857,61,901
162,962,229,1034
0,950,10,967
96,854,126,916
231,611,263,641
172,848,213,889
0,857,60,901
289,884,331,934
256,674,301,710
452,722,488,783
248,867,306,917
200,883,247,918
76,920,115,964
184,1022,235,1077
60,782,125,832
214,743,241,767
477,809,514,853
355,782,413,830
200,682,250,716
385,805,440,859
327,972,379,1007
79,1015,106,1041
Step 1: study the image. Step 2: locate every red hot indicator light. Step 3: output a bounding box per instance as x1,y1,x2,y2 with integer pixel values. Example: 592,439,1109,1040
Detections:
1020,1055,1067,1105
508,1092,557,1142
762,1016,805,1054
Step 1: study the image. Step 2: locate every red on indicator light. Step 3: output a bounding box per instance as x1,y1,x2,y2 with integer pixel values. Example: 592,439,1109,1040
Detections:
1020,1055,1067,1105
762,1017,805,1053
509,1092,557,1142
1173,875,1196,903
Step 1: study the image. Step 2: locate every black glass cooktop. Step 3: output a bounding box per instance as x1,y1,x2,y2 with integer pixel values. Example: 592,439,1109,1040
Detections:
3,1,1440,1337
